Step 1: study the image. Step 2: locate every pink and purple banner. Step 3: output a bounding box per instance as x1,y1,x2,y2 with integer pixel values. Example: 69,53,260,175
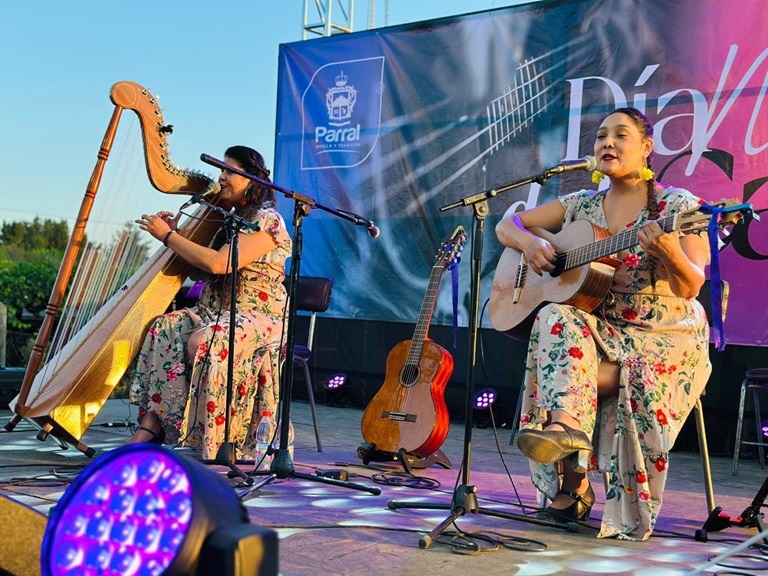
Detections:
275,0,767,346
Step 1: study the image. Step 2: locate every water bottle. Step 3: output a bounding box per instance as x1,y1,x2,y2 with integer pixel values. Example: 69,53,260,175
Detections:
254,410,275,471
273,417,295,460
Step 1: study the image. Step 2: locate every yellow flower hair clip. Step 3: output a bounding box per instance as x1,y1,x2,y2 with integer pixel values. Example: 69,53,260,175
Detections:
591,170,605,184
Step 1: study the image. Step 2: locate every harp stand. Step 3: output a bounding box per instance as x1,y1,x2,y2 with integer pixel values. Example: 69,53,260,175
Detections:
199,203,261,485
199,154,381,496
387,171,579,547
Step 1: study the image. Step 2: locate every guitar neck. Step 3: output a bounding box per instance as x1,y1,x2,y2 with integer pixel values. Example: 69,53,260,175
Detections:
559,213,678,272
407,264,444,364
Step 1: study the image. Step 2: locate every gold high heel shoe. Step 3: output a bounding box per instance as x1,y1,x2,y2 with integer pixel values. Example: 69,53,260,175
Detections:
516,422,592,472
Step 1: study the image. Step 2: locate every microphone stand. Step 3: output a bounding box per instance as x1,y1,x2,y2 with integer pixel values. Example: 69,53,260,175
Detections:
200,154,381,496
388,168,582,547
199,202,260,485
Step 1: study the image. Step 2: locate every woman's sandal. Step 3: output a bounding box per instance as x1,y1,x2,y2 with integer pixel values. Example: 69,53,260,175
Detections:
538,483,596,523
516,422,592,472
131,412,166,445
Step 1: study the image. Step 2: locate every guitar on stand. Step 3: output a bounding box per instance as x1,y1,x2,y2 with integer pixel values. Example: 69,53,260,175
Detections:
359,226,466,473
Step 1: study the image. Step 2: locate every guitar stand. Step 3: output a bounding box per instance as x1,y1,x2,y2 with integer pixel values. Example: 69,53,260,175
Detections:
357,443,452,473
695,473,768,542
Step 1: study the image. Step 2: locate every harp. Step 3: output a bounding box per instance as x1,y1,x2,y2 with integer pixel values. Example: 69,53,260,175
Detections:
7,81,223,456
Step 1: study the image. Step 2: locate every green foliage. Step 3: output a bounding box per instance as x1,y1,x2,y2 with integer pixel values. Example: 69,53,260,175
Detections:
1,217,69,251
0,253,60,330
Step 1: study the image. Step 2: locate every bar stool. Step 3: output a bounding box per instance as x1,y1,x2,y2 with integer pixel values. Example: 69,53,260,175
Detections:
281,276,334,453
732,368,768,475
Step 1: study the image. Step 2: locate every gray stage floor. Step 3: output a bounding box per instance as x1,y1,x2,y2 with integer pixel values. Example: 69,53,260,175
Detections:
2,398,768,575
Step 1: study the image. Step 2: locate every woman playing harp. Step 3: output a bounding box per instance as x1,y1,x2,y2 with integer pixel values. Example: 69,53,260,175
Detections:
125,145,291,461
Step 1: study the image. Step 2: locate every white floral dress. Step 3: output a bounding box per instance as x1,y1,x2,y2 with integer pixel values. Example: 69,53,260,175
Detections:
518,187,711,540
128,207,292,460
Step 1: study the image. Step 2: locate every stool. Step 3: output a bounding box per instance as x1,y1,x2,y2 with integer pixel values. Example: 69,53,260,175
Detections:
732,368,768,475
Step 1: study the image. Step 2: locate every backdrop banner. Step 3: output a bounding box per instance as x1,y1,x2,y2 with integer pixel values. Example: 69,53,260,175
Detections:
274,0,768,347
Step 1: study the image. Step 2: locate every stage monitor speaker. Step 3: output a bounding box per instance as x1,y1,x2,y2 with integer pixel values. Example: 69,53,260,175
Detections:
0,493,46,576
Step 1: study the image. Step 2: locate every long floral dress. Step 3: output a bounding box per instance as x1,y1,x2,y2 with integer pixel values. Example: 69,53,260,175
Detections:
128,207,292,460
518,186,712,541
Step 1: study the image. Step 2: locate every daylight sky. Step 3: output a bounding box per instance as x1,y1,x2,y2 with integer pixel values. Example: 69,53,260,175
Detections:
0,1,537,231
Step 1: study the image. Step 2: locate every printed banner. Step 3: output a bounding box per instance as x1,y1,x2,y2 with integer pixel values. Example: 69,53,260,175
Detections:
274,0,768,346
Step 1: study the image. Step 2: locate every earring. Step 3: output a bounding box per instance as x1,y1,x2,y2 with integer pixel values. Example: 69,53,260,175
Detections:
639,165,654,181
591,170,605,184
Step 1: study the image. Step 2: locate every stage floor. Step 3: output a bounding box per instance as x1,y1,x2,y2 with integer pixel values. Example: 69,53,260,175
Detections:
2,398,767,575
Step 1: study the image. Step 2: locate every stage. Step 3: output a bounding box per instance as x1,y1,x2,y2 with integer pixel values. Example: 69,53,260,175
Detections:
1,398,767,575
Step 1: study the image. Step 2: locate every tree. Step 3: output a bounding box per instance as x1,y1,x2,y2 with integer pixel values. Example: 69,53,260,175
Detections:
0,217,69,252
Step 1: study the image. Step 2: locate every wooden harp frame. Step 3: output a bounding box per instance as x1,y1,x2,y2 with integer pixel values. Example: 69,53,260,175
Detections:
8,81,223,455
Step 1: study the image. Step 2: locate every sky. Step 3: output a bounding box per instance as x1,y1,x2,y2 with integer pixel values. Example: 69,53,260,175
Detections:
0,0,537,233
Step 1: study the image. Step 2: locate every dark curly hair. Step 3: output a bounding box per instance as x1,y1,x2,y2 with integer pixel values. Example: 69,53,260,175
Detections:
208,145,277,299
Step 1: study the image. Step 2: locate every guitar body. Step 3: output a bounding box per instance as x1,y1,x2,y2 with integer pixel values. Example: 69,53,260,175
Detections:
361,339,452,457
490,220,620,341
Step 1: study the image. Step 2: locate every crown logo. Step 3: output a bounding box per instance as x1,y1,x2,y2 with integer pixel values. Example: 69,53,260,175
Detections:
335,71,348,87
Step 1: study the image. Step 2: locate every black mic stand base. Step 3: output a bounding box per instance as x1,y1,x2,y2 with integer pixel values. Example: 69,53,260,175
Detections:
203,441,254,485
247,448,382,495
387,484,580,549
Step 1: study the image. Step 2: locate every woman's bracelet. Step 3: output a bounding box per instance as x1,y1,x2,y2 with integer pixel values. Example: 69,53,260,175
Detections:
162,230,175,247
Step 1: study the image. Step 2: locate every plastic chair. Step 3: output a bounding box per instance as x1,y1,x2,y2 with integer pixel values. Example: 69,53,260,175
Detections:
282,276,334,453
732,368,768,475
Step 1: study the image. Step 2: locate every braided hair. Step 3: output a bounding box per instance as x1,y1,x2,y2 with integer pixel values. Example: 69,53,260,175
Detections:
207,145,276,300
609,107,660,287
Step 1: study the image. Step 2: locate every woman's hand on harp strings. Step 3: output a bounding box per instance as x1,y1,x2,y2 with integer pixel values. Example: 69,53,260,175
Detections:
136,211,178,243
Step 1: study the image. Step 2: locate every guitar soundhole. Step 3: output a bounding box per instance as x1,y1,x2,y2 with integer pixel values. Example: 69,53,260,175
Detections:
399,363,420,387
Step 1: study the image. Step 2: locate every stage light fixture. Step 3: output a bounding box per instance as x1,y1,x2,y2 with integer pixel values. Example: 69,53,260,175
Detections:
324,373,347,390
40,443,277,576
473,388,497,410
761,419,768,438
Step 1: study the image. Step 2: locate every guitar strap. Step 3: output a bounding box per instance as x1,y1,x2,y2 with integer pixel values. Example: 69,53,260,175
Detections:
449,257,460,349
700,201,752,351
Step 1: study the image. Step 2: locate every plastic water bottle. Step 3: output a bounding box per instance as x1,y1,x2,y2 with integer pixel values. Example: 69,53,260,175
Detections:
273,417,295,460
254,410,275,471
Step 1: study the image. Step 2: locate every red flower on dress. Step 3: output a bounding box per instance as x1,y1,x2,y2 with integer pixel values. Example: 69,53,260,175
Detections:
568,347,584,359
219,348,228,361
551,323,563,336
581,325,591,338
623,253,641,268
655,457,667,472
630,398,638,413
656,409,668,425
638,491,650,502
658,200,667,211
151,393,162,404
636,471,647,483
238,383,246,397
622,308,638,320
212,324,224,332
258,291,269,301
206,401,216,414
258,373,268,385
215,415,226,426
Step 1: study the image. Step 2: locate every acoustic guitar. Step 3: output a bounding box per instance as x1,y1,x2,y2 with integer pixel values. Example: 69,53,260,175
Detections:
489,199,748,341
361,225,466,457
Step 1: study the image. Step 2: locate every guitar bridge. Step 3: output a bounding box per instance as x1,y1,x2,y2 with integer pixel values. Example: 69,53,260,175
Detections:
381,411,417,422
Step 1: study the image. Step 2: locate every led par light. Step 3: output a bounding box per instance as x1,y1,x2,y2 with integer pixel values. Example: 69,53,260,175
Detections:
40,443,277,576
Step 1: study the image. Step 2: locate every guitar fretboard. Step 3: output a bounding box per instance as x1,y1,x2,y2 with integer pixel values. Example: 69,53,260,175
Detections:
406,262,445,365
558,213,679,272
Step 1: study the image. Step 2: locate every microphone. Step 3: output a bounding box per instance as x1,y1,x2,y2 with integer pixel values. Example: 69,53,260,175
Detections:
545,155,597,175
179,182,221,211
366,220,380,239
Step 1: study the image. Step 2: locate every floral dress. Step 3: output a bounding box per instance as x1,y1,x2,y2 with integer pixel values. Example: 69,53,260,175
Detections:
518,187,711,541
128,207,292,460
